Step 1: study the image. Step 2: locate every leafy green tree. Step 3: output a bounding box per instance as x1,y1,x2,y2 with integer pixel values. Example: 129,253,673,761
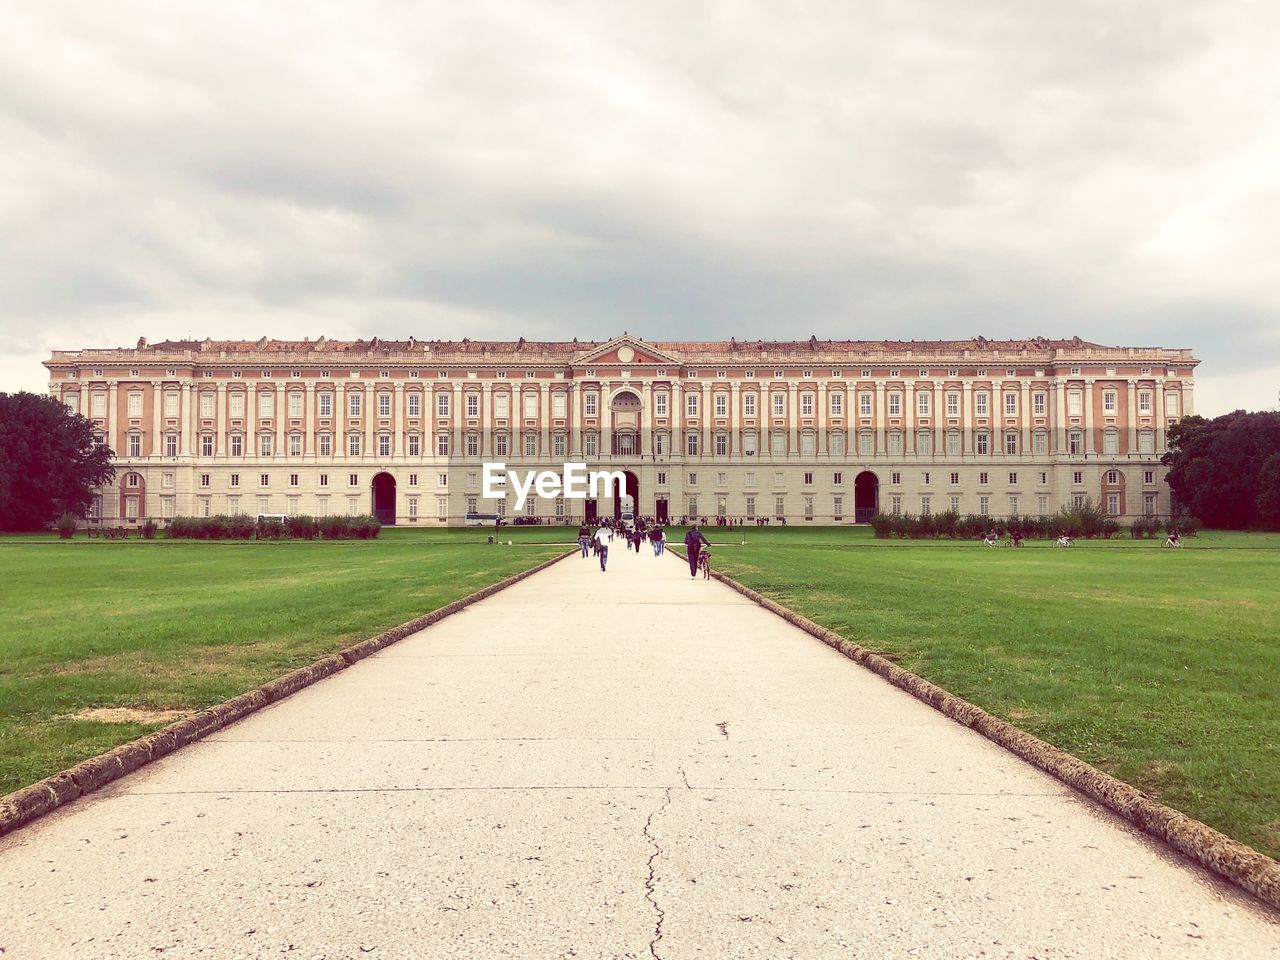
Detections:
0,392,115,531
1163,410,1280,529
1257,452,1280,531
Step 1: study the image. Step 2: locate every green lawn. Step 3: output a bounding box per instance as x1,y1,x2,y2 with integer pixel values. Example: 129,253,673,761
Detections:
0,535,565,794
711,532,1280,859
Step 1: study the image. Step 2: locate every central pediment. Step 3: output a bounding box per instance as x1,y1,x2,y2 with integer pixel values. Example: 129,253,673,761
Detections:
571,335,682,367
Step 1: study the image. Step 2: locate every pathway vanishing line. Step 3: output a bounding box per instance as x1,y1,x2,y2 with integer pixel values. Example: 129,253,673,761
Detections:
121,785,1070,797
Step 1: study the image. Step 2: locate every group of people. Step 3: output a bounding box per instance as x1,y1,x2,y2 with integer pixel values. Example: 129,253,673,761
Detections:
576,521,710,577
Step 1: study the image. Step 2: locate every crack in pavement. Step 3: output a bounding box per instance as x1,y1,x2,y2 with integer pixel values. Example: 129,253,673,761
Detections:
642,786,675,959
716,721,729,740
679,765,692,790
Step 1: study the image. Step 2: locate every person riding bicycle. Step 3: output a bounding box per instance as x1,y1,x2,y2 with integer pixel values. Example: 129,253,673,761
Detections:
1057,532,1073,548
983,529,1000,547
1011,529,1024,547
1166,528,1182,548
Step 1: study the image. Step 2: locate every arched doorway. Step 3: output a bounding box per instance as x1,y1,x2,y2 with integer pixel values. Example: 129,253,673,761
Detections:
372,472,397,525
612,470,640,521
610,389,642,456
854,471,879,523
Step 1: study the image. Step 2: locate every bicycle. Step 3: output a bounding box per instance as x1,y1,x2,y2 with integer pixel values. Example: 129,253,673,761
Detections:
698,547,712,579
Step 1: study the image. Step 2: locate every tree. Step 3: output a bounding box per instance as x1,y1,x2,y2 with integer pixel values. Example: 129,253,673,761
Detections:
1163,410,1280,529
1257,452,1280,531
0,392,115,531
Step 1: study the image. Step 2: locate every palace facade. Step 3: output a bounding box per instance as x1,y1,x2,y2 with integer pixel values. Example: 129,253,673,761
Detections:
44,334,1197,525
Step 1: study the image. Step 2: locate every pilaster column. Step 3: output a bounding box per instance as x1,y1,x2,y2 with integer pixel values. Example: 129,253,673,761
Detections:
539,383,550,461
1020,380,1031,458
364,385,375,461
1126,380,1138,456
816,381,827,457
107,383,118,454
482,383,494,458
304,382,315,458
1154,379,1166,453
1054,381,1067,454
601,383,613,460
875,381,886,456
787,382,799,457
961,381,973,457
179,383,191,456
904,381,916,457
729,382,740,459
335,383,345,459
151,382,163,459
276,385,287,460
990,380,1002,459
246,384,256,458
216,382,227,456
393,383,404,457
451,382,462,463
641,380,654,458
1084,379,1096,455
671,383,683,464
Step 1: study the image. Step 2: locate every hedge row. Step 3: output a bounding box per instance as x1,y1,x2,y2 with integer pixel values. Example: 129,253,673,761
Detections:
165,515,381,540
869,501,1202,541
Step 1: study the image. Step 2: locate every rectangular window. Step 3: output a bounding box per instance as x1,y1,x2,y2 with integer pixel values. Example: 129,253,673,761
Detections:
715,434,727,456
438,394,451,417
1004,393,1017,416
1009,496,1019,516
495,393,511,418
743,394,756,417
1107,493,1120,515
379,434,391,456
686,432,699,455
1144,493,1156,516
259,473,269,487
950,471,959,484
409,434,421,457
830,432,844,456
657,471,667,486
887,433,902,456
830,393,843,416
319,473,328,487
947,432,961,456
230,473,240,487
772,394,785,416
1068,392,1082,416
1073,470,1084,484
917,431,932,457
584,393,597,417
348,433,361,456
199,393,214,417
582,434,595,456
858,433,872,456
289,473,299,487
290,393,303,418
1139,391,1152,413
920,496,931,516
804,495,814,519
126,434,141,457
1165,393,1180,415
289,434,301,456
349,393,362,417
686,394,699,417
833,472,843,485
979,495,990,516
1069,432,1082,455
917,392,930,416
464,394,477,417
1033,393,1046,416
199,473,211,488
891,495,902,515
554,433,566,456
258,392,274,418
552,393,567,418
976,393,989,416
466,434,478,456
891,471,901,485
1104,432,1119,455
888,394,901,416
688,472,698,486
715,394,728,417
379,394,391,417
656,394,669,416
127,393,143,417
319,394,333,417
976,433,989,455
524,433,536,456
259,433,273,456
349,473,359,487
1103,391,1117,414
1009,472,1018,485
437,497,448,521
318,434,332,457
437,435,450,456
859,393,872,417
745,496,756,518
1005,433,1017,455
90,393,106,418
946,393,959,416
803,472,813,485
801,394,814,416
523,393,538,418
1034,432,1047,454
833,495,843,520
774,496,785,517
688,497,698,517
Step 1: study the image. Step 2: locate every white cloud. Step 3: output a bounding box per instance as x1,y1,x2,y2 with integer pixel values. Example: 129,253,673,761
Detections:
2,0,1278,402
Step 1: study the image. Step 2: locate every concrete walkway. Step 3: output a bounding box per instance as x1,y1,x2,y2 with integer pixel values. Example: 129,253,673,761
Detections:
2,543,1277,958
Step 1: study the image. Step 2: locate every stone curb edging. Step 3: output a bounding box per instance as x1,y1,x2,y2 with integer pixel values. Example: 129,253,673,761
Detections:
684,552,1280,913
0,548,576,839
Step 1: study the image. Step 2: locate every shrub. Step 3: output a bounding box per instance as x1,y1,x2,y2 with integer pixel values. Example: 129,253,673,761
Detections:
1130,516,1159,539
140,519,158,540
934,510,959,539
869,513,893,539
1168,514,1202,537
255,518,285,540
56,513,78,539
287,515,319,540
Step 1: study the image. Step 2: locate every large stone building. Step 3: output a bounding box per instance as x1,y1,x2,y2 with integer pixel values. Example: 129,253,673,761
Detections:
44,334,1196,526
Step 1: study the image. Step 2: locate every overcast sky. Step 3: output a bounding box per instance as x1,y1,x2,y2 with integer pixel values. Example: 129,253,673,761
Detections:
2,0,1277,415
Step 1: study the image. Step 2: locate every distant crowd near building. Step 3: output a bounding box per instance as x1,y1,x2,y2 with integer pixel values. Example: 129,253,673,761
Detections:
44,333,1196,526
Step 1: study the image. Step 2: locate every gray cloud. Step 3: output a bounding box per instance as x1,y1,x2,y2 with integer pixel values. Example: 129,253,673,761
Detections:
1,0,1278,414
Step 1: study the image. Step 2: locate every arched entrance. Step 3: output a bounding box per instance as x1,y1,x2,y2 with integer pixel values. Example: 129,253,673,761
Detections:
854,471,879,523
372,472,397,525
612,470,640,521
610,389,642,456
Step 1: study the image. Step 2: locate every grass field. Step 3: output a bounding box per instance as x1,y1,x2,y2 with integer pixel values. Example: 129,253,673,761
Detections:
709,531,1280,860
4,525,1279,863
0,535,565,794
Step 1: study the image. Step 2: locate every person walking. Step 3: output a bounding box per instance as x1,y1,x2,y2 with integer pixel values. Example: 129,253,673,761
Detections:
684,524,708,578
577,524,591,558
651,526,665,557
594,524,611,572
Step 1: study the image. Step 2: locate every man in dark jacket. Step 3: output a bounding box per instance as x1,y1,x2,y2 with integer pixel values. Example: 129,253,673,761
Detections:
684,524,708,578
